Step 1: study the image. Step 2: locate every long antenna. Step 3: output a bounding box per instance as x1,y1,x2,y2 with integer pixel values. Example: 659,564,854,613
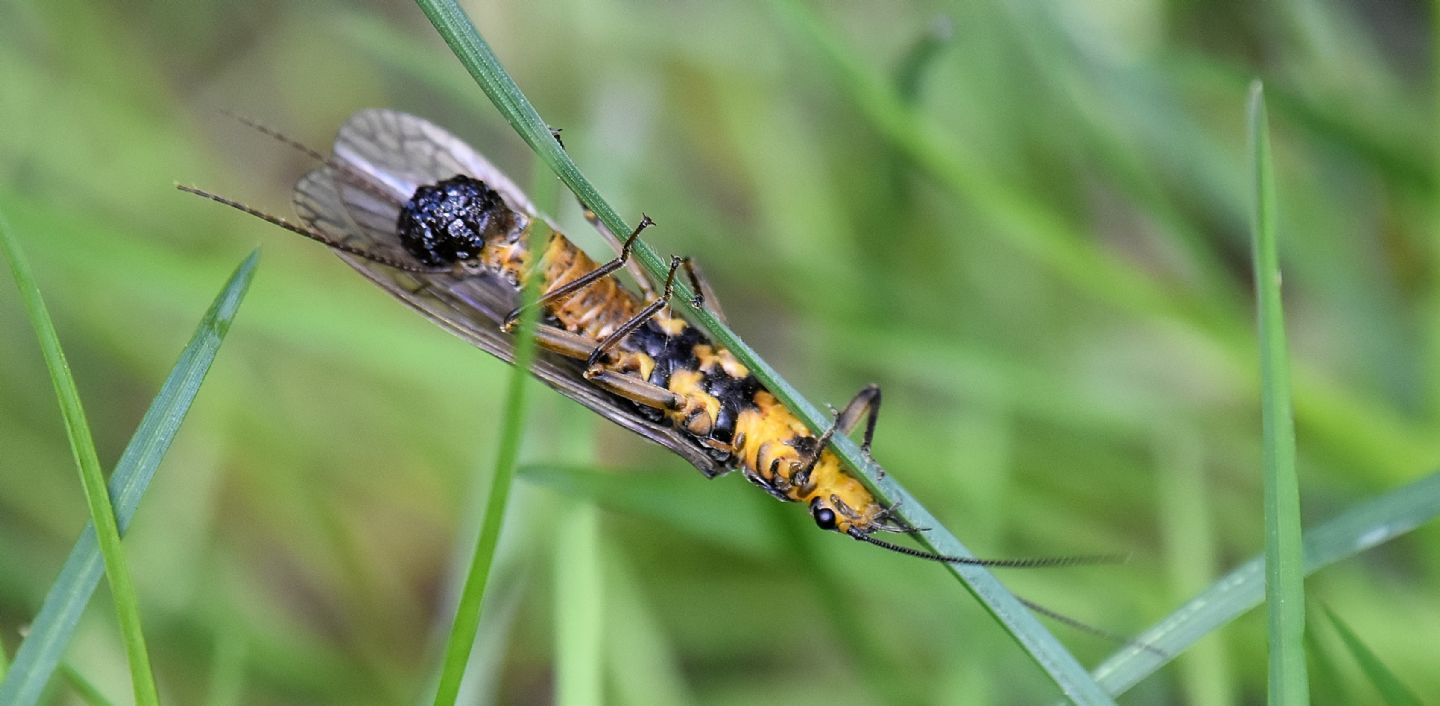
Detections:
1017,595,1168,658
847,529,1127,568
176,183,443,274
847,529,1163,656
219,110,402,207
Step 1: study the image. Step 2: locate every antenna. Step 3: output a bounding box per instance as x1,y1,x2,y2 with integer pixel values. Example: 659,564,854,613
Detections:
176,183,443,275
1017,595,1168,658
847,529,1127,568
219,110,401,207
846,529,1164,656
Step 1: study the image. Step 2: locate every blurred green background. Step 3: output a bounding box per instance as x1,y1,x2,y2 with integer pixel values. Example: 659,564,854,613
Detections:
2,0,1437,703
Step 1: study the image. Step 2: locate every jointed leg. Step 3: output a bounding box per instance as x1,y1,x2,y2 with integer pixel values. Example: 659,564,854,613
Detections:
835,384,882,456
584,255,693,370
527,319,684,412
546,126,661,299
575,208,726,323
678,258,727,325
580,207,659,299
793,384,883,488
501,215,654,331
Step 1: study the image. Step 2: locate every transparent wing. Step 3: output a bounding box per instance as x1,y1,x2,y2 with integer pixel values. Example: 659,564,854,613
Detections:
336,108,660,292
291,119,728,478
335,108,539,218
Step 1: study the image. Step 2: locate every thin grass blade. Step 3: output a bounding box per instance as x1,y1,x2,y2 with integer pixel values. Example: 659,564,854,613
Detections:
547,395,603,706
1248,80,1309,705
0,250,259,706
553,502,603,706
203,630,247,706
1305,610,1353,706
411,2,1112,700
61,663,118,706
1086,469,1440,697
1155,433,1231,706
429,212,546,706
1323,606,1424,706
0,208,161,705
604,549,694,706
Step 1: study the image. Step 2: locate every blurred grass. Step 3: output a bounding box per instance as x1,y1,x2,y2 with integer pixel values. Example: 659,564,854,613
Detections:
1090,469,1440,696
59,662,115,706
2,0,1438,703
1155,432,1230,706
1322,605,1425,706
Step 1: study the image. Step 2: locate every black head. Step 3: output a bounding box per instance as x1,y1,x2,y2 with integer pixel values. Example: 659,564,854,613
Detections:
397,175,511,266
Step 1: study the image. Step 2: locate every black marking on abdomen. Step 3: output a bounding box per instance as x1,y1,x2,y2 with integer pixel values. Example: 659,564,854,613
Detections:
788,434,818,457
626,320,704,390
705,370,761,445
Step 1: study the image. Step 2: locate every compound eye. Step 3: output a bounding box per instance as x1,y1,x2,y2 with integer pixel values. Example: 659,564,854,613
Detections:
813,507,838,531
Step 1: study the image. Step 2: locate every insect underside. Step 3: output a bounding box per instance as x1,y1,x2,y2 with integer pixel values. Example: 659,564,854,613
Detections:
184,109,1137,580
196,109,903,540
179,107,1153,654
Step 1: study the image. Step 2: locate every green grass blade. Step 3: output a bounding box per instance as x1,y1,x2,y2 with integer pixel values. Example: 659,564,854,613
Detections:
1323,606,1425,706
61,663,118,706
412,2,1112,701
547,396,603,706
1248,80,1309,705
1305,608,1354,706
1155,433,1231,706
0,250,259,706
203,630,247,706
0,209,161,705
429,207,546,706
554,502,603,706
1087,469,1440,696
519,463,772,553
604,547,694,706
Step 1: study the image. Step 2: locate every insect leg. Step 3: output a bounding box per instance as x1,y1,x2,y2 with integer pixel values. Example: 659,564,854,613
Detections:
547,126,724,318
580,206,660,299
834,384,882,457
744,467,793,502
585,369,684,410
871,500,918,534
583,256,694,370
513,319,685,410
678,258,728,325
501,215,655,331
572,223,726,322
546,126,660,298
791,409,842,490
791,384,883,488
